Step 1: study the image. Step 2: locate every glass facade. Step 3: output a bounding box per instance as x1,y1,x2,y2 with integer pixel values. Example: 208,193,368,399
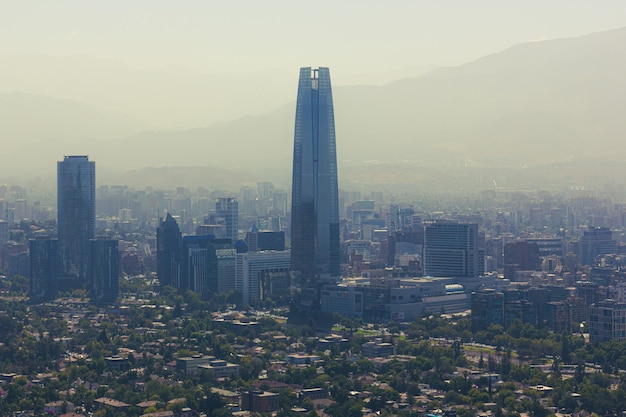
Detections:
57,155,95,282
90,238,119,304
291,67,340,306
29,238,59,302
157,213,183,288
215,197,239,242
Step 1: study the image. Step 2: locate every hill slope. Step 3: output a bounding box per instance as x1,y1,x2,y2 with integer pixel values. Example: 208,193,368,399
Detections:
2,27,625,188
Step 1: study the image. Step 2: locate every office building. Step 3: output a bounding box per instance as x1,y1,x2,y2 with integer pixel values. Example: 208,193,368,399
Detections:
471,290,504,331
544,301,571,333
321,277,471,321
90,239,119,305
157,213,183,288
525,237,564,258
580,227,616,267
183,236,236,295
177,355,216,377
215,197,239,242
245,228,285,252
424,222,481,277
504,300,538,328
0,220,8,269
290,67,340,307
29,238,59,303
589,299,626,343
504,241,540,273
196,224,224,237
57,156,95,284
236,250,290,306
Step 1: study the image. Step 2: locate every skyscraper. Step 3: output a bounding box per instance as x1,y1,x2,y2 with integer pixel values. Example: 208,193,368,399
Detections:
215,197,239,242
182,235,236,295
157,213,183,289
290,67,340,307
57,156,95,284
29,238,59,303
90,238,119,305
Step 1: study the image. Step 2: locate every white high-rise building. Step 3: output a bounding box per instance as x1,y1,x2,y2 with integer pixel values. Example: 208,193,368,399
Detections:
236,250,290,306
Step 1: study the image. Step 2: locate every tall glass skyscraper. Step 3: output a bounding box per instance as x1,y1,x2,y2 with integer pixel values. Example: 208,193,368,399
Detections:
290,67,340,307
157,213,183,289
57,155,95,283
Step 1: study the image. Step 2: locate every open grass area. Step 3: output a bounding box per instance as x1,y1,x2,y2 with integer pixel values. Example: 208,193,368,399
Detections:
463,345,496,354
355,329,379,336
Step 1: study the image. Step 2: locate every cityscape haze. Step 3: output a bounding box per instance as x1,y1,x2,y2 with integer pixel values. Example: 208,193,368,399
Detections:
0,2,626,195
3,3,626,417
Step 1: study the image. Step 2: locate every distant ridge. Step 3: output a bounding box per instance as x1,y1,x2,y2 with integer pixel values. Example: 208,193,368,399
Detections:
1,27,625,190
101,166,259,190
118,27,626,170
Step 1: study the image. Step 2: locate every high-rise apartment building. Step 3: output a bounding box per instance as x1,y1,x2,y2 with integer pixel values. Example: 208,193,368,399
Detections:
57,156,95,284
424,222,481,277
290,67,340,307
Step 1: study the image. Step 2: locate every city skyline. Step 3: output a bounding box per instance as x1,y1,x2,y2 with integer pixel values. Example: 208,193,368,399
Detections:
0,2,625,408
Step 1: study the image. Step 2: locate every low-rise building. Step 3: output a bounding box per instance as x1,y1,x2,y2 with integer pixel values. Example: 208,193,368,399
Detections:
298,388,328,400
286,354,320,365
105,356,130,371
241,390,279,413
198,360,240,379
94,398,130,413
362,339,394,358
44,400,74,416
176,355,216,376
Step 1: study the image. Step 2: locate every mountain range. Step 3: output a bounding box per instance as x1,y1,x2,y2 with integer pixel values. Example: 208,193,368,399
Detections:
1,27,625,191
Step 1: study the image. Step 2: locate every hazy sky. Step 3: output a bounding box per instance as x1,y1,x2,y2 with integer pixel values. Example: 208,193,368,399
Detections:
2,1,626,84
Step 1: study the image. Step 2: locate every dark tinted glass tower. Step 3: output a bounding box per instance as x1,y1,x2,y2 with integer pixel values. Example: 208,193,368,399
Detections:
57,156,95,284
182,235,235,295
90,238,119,305
157,213,183,289
29,238,59,302
215,197,239,242
290,67,340,307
